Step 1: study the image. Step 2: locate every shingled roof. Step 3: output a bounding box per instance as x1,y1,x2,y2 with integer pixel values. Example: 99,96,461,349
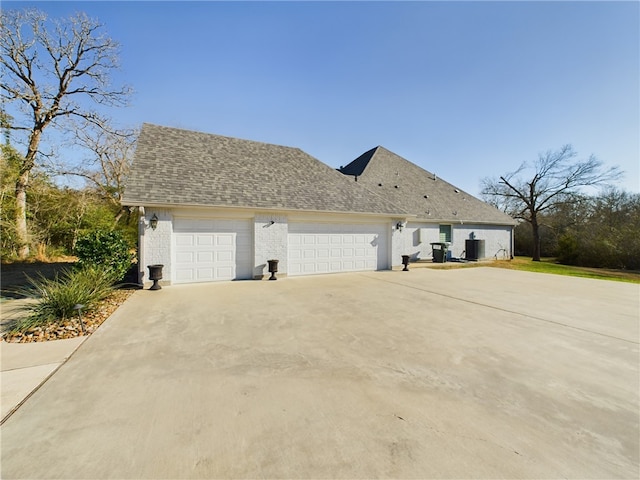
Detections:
339,147,516,225
122,124,406,216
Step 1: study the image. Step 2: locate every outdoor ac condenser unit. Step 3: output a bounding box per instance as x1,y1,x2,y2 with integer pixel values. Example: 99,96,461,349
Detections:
465,239,485,261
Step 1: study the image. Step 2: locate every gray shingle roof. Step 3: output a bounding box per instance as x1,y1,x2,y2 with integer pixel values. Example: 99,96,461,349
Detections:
339,147,516,225
122,124,407,216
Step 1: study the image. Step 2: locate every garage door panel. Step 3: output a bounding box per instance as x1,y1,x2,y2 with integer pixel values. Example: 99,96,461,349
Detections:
289,235,301,246
176,252,193,263
216,234,234,246
216,250,233,262
289,249,302,260
196,268,214,280
316,262,329,273
197,252,213,262
175,269,194,282
288,223,388,276
197,235,213,246
173,218,252,283
175,235,194,247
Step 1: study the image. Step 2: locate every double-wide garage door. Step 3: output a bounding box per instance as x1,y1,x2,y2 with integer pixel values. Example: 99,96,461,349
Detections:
288,222,388,276
174,218,252,283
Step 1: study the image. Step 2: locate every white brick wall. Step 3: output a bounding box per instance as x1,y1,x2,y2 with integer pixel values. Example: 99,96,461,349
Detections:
393,223,439,264
394,222,512,263
141,209,173,285
391,220,414,266
452,224,512,260
253,214,288,279
137,207,512,284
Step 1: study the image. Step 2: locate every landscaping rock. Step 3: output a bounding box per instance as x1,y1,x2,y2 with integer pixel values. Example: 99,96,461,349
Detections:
1,289,135,343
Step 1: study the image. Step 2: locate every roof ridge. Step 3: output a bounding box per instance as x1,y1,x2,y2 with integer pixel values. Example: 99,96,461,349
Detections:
338,145,516,225
123,124,409,216
141,123,301,151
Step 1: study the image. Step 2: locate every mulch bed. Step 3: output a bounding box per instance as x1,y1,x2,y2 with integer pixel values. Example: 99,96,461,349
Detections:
1,289,136,343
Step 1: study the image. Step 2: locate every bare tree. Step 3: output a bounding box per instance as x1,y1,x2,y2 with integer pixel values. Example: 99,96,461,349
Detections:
62,123,138,224
0,8,131,258
481,145,622,261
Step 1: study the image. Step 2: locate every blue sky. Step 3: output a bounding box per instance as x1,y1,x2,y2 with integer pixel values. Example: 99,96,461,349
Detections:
6,1,640,196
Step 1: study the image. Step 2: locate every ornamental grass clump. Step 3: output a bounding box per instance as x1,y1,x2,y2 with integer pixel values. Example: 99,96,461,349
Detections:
14,267,114,332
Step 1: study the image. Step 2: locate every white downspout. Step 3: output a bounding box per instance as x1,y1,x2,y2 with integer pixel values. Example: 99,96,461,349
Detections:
510,224,515,260
138,206,146,284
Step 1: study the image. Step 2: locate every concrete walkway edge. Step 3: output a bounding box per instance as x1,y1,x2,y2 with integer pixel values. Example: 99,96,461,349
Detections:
1,336,87,424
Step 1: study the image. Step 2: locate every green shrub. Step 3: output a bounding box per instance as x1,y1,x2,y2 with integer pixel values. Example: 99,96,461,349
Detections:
74,230,134,282
14,267,114,332
557,233,579,265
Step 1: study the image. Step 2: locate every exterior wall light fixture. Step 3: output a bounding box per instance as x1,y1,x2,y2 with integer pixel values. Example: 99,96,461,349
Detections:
150,213,159,230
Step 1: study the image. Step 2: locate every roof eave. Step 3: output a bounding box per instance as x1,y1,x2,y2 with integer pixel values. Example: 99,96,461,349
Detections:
121,199,413,219
410,216,516,226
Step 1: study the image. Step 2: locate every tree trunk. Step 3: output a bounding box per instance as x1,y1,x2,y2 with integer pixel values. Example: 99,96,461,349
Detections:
15,170,30,258
531,217,541,262
15,128,42,259
113,206,125,226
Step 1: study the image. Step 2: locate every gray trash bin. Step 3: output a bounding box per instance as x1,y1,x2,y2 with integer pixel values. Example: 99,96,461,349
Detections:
430,243,448,263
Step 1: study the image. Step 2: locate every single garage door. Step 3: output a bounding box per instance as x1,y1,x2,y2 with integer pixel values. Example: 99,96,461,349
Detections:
173,218,252,283
288,222,388,276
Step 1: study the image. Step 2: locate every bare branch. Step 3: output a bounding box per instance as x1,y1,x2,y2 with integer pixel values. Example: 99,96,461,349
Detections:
61,120,138,207
1,7,132,258
481,145,623,261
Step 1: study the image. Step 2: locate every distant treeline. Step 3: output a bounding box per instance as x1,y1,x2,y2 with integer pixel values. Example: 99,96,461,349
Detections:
514,189,640,270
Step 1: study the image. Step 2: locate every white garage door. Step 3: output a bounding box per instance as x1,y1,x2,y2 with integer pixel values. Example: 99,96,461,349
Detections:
288,222,388,276
173,218,252,283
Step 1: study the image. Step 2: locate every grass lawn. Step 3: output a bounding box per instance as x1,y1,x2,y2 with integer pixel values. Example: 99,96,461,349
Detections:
488,256,640,284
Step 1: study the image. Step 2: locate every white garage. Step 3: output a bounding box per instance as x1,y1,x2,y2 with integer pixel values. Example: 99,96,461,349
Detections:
125,125,514,287
173,218,253,283
288,222,389,276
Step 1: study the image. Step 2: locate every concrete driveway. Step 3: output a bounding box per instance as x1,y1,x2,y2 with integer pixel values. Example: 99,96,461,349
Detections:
1,267,638,479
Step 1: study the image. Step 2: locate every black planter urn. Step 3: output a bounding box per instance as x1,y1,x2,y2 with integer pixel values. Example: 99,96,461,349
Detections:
401,255,410,271
267,259,279,280
147,264,164,290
